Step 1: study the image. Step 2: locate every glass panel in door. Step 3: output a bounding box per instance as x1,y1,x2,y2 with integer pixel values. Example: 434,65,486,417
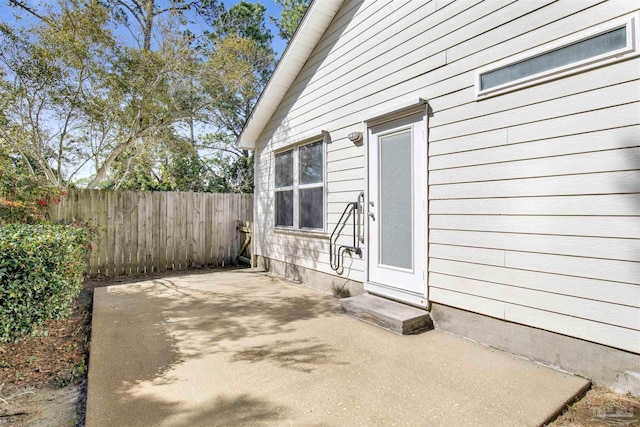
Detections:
379,129,413,270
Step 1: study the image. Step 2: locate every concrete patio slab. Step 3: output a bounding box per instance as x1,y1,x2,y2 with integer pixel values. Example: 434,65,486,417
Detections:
86,269,589,426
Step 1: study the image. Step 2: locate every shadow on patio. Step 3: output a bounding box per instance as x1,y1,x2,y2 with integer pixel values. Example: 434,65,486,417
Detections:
86,269,589,427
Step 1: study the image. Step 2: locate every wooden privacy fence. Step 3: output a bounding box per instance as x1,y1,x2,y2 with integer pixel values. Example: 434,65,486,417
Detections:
49,189,253,277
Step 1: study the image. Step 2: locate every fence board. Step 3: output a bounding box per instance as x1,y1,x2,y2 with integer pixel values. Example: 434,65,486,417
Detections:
152,192,160,273
209,195,215,261
166,193,175,271
230,195,238,263
129,191,139,275
221,194,228,266
196,193,204,267
179,192,187,270
158,192,166,272
186,192,194,268
50,190,252,277
145,192,153,274
87,191,95,275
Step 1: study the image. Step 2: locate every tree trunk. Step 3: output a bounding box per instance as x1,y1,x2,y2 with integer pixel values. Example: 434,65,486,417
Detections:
86,135,136,189
143,0,154,51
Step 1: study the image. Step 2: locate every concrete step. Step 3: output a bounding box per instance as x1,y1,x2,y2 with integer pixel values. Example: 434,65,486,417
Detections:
340,294,433,335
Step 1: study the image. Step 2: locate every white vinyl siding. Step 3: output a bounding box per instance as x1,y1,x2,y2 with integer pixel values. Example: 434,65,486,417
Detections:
253,0,640,353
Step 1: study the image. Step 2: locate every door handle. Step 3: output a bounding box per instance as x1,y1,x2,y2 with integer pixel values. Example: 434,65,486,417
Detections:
367,212,375,220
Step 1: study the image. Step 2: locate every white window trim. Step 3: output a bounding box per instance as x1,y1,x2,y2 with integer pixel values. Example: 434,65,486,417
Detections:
274,138,327,233
475,13,640,99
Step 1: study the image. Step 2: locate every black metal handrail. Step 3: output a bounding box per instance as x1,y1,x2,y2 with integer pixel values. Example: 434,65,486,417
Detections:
330,191,364,272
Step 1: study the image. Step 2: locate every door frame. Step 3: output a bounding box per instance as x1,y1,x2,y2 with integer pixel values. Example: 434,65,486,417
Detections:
363,99,429,308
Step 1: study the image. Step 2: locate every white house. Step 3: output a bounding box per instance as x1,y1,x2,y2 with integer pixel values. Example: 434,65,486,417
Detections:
237,0,640,393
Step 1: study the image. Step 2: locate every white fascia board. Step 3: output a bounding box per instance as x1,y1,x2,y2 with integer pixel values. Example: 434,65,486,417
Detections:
236,0,345,151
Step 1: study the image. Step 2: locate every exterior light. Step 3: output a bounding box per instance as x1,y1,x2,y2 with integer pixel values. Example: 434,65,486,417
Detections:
348,131,363,145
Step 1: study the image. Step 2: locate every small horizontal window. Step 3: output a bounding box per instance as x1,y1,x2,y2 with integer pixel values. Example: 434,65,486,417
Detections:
476,15,639,97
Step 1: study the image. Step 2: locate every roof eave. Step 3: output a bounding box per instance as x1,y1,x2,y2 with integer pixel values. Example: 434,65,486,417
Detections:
235,0,345,151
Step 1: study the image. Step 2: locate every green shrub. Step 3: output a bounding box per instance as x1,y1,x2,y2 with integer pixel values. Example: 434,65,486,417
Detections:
0,223,89,342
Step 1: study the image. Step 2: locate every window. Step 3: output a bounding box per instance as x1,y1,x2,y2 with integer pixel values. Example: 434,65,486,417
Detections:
476,14,639,98
275,150,294,227
275,140,324,230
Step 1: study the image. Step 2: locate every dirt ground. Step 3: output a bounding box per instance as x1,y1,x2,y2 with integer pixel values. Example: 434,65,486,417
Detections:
0,286,91,427
0,268,638,427
550,387,640,427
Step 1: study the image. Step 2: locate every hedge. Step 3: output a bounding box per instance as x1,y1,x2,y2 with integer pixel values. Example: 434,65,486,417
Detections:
0,223,89,342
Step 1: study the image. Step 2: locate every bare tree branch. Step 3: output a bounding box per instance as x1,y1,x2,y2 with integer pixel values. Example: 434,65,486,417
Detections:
7,0,50,23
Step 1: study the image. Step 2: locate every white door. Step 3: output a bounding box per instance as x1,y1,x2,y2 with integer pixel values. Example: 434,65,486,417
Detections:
366,111,428,307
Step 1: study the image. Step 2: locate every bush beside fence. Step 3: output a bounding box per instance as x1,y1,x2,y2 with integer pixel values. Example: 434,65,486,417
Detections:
0,223,89,342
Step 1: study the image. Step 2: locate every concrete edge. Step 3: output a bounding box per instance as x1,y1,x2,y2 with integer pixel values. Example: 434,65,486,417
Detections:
341,307,405,335
540,381,592,426
340,309,434,336
430,303,640,396
85,287,106,424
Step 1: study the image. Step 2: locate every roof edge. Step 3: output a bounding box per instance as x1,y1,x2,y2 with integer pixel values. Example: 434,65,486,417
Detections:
236,0,345,151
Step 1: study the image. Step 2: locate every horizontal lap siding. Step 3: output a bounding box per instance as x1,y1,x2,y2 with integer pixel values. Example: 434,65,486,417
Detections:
254,0,640,352
425,0,640,353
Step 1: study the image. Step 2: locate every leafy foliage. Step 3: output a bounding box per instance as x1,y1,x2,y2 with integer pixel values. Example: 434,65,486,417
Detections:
0,223,90,342
0,0,285,194
271,0,310,41
0,0,119,187
208,153,253,193
0,0,208,189
0,141,62,224
203,33,274,139
198,17,275,193
213,1,272,47
100,136,212,192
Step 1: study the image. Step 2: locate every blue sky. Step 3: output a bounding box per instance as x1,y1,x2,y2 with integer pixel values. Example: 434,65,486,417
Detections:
0,0,289,56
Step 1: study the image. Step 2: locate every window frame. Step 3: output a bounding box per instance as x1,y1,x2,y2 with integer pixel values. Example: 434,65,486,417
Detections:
475,13,640,99
274,138,326,233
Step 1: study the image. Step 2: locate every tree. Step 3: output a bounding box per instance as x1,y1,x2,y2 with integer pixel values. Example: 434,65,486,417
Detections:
0,0,210,189
0,0,117,187
101,132,211,192
107,0,221,52
213,1,272,48
85,26,207,189
1,0,275,193
194,2,275,193
97,1,274,194
271,0,309,42
200,32,274,193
